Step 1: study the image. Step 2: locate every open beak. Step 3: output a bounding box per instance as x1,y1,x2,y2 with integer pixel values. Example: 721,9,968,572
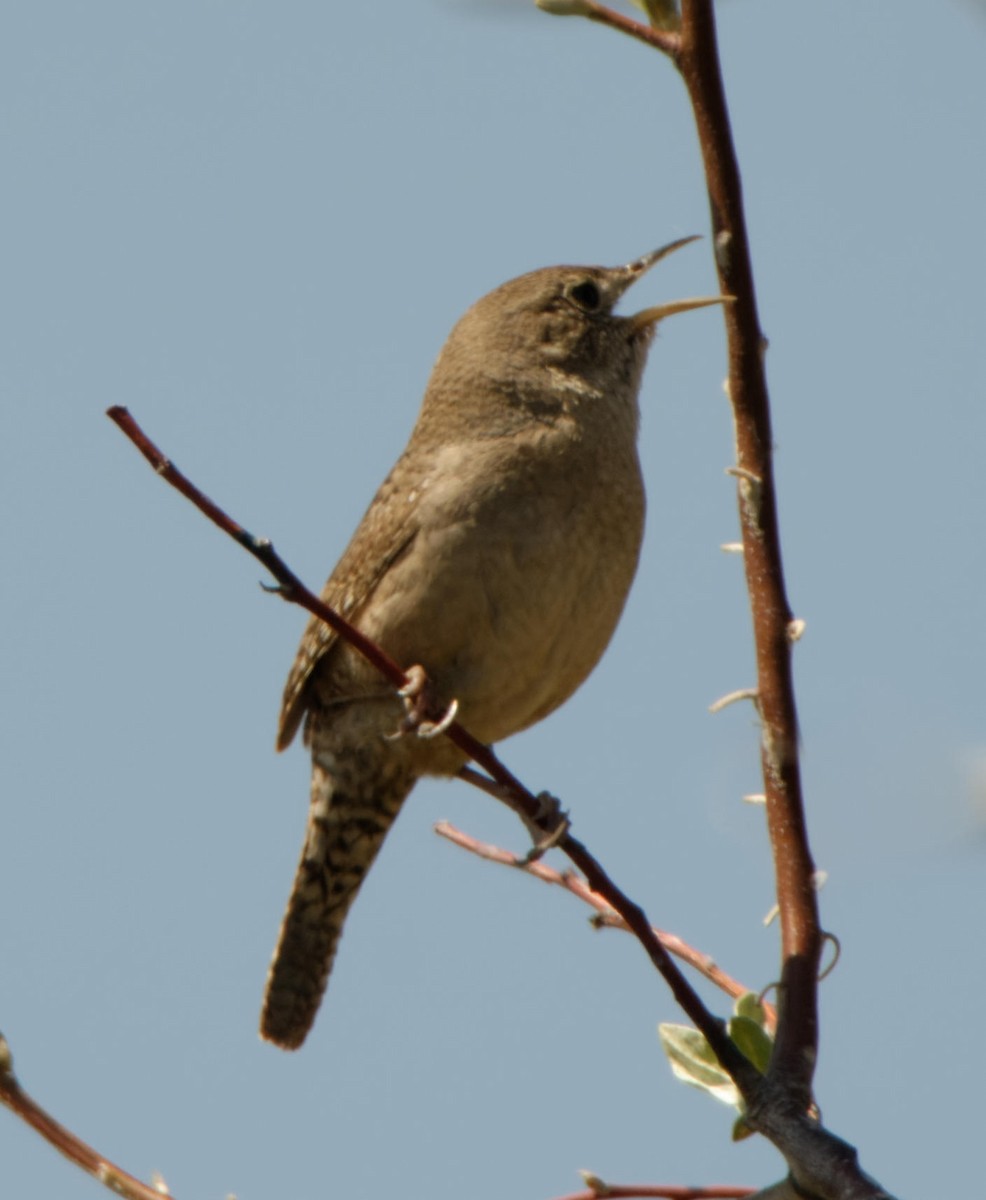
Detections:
620,235,702,282
627,294,732,333
616,236,733,332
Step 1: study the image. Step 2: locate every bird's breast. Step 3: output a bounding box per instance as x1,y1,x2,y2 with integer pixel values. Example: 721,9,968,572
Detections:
357,427,645,748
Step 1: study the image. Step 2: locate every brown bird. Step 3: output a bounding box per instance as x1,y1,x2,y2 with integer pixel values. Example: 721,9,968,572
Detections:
261,237,724,1049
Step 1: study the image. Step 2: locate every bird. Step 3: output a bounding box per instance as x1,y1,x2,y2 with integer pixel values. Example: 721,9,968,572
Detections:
260,237,725,1049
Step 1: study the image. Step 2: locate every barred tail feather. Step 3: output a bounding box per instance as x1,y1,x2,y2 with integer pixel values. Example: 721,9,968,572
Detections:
260,754,414,1049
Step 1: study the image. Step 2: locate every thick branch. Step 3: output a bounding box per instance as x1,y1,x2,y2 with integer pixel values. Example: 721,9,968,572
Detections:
675,0,821,1099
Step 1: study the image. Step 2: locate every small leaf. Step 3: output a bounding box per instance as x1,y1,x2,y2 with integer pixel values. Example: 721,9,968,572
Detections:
535,0,593,15
728,992,774,1074
578,1171,610,1195
658,1023,741,1108
0,1034,12,1076
733,991,767,1027
727,1015,773,1076
731,1113,755,1142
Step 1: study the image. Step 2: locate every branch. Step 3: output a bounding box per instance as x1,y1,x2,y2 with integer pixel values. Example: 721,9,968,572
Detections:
584,3,678,56
671,8,896,1200
107,406,761,1100
529,6,898,1197
0,1034,173,1200
675,0,821,1105
535,0,680,56
435,821,776,1031
535,0,822,1111
108,370,894,1194
551,1184,756,1200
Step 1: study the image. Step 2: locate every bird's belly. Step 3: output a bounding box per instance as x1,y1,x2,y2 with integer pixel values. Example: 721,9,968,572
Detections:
360,469,644,749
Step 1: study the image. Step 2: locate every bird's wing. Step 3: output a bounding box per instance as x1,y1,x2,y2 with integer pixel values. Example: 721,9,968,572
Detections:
276,458,420,751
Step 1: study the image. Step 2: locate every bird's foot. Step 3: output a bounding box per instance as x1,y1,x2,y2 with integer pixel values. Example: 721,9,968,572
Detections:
455,768,570,860
387,664,459,740
517,791,571,864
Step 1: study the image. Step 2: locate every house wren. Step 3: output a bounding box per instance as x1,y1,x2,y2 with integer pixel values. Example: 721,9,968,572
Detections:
261,237,724,1049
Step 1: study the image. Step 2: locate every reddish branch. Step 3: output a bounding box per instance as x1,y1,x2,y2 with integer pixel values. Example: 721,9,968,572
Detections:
106,404,762,1100
551,1186,755,1200
538,4,895,1197
675,0,820,1104
0,1036,170,1200
582,3,679,55
435,821,776,1032
569,0,822,1108
555,0,820,1098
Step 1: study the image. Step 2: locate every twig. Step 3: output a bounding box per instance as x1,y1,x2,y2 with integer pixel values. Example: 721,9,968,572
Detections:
536,0,680,56
107,405,761,1100
550,1185,756,1200
708,688,759,715
584,2,679,56
0,1034,171,1200
435,821,776,1032
106,405,408,692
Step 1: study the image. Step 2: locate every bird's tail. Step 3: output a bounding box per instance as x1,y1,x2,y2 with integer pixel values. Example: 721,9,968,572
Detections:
260,751,415,1050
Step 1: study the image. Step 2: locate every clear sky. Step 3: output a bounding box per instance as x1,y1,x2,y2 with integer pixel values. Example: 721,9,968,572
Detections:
2,3,984,1197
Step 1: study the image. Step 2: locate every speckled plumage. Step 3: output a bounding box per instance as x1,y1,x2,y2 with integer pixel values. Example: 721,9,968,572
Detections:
260,240,721,1049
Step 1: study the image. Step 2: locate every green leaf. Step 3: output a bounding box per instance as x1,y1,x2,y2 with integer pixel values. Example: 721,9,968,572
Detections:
658,1023,741,1108
727,1015,773,1076
535,0,593,15
728,992,773,1074
733,991,768,1027
731,1113,755,1142
660,993,776,1121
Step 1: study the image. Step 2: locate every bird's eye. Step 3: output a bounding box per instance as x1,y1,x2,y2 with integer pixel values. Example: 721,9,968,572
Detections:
568,280,601,312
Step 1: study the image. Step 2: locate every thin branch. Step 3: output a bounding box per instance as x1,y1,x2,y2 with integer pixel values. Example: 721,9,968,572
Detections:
584,2,680,56
106,406,409,692
107,406,761,1100
550,1185,756,1200
435,821,776,1032
0,1035,172,1200
537,0,680,56
674,0,821,1099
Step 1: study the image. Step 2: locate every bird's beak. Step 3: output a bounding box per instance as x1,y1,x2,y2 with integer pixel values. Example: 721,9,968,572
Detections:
616,236,733,331
620,235,702,283
627,294,733,333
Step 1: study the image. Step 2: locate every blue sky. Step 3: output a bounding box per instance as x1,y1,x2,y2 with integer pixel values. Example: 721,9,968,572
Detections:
2,3,984,1197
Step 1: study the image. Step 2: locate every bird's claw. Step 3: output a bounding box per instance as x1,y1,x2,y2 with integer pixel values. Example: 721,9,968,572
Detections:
386,664,460,741
414,697,459,739
516,791,570,864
